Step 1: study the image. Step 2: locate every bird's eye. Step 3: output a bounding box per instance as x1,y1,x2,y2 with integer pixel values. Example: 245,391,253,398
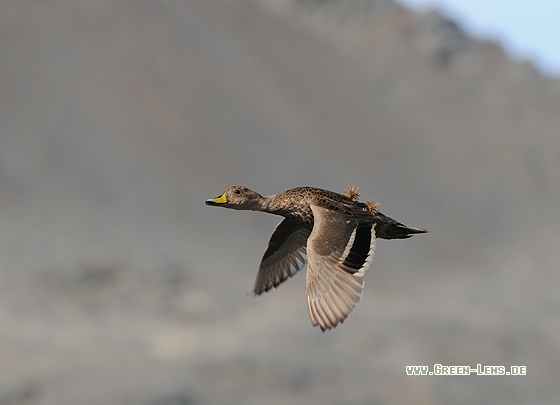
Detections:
234,189,241,194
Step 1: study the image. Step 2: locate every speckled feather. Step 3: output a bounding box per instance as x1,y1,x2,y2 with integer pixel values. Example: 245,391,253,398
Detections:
264,187,421,240
206,185,427,331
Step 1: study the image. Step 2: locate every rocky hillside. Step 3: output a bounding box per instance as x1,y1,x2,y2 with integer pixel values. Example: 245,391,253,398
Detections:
0,0,558,404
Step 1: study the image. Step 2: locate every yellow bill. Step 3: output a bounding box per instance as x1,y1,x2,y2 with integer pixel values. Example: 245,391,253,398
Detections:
205,193,228,206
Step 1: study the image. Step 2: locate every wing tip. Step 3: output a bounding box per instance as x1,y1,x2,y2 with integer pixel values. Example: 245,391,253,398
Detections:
307,276,364,331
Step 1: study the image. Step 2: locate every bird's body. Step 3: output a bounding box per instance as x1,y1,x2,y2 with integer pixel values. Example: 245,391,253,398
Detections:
206,186,427,331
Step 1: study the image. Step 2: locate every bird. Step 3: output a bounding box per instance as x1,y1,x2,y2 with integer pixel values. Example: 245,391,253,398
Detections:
206,185,427,331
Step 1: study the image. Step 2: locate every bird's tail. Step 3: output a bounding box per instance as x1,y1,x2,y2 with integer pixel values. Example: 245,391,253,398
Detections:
373,212,429,240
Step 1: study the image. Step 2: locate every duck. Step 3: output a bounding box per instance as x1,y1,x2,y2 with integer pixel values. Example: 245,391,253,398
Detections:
206,185,427,331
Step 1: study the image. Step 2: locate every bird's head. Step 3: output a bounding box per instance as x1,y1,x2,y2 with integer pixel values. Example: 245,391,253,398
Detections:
205,186,264,210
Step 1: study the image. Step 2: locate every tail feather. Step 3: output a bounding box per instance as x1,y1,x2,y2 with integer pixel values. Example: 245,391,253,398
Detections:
373,212,428,240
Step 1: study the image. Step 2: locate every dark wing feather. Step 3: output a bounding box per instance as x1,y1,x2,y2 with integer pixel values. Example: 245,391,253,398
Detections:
253,218,311,295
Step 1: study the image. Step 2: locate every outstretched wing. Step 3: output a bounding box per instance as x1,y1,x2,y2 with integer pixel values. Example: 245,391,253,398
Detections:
306,205,376,331
253,218,311,295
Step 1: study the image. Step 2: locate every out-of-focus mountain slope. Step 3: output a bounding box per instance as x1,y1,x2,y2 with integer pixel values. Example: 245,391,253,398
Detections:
0,0,559,404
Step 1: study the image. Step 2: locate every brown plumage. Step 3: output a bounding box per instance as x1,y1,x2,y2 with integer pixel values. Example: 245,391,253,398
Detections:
206,186,427,331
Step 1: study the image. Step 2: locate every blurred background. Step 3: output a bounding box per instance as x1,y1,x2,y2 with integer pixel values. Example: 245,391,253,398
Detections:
0,0,559,404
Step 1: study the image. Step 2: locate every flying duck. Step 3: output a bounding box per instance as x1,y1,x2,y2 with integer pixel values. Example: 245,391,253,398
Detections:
206,186,427,331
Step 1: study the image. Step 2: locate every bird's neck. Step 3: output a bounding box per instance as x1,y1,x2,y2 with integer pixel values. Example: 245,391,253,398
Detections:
237,193,273,213
259,194,294,218
258,194,276,213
